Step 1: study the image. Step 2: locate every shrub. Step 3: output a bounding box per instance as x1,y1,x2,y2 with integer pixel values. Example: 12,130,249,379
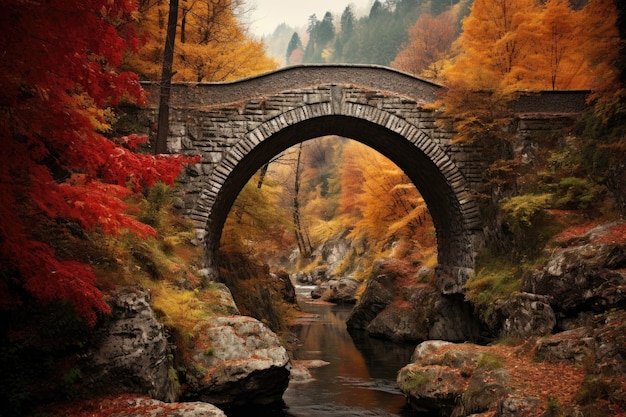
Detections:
139,182,171,229
500,194,553,230
553,177,604,210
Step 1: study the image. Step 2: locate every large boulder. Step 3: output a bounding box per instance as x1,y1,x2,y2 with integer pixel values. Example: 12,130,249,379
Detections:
326,276,360,304
346,260,398,330
521,224,626,315
348,259,482,343
182,315,290,408
85,287,176,402
535,309,626,376
397,341,509,416
365,285,439,342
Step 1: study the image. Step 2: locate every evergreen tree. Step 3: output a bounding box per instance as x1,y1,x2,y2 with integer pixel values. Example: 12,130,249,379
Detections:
335,5,356,61
303,14,320,63
303,12,335,63
317,12,336,49
370,0,386,18
286,32,303,65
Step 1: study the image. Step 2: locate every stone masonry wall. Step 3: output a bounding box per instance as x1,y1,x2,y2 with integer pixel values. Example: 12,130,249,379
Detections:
136,65,589,292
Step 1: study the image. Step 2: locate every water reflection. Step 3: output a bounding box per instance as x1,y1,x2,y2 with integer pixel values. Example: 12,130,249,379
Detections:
226,288,417,417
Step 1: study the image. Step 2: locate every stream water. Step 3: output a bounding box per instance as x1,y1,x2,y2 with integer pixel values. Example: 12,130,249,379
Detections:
229,285,417,417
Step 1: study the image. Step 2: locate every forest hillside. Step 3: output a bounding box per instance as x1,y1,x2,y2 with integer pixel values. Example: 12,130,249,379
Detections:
0,0,624,415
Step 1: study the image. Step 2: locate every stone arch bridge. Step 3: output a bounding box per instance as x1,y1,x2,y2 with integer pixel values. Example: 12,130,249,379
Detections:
139,65,587,293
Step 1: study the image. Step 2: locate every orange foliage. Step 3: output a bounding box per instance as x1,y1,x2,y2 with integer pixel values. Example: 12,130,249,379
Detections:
392,6,460,81
340,141,433,259
124,0,277,81
444,0,620,95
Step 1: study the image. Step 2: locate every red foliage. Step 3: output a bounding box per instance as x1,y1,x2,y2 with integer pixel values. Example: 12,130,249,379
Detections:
42,394,186,417
0,0,198,325
593,222,626,245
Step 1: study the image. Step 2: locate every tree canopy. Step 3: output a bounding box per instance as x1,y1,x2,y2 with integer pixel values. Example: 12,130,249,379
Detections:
0,0,196,324
123,0,277,81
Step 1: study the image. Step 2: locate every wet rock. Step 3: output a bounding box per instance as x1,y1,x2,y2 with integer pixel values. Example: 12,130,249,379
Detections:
85,287,176,402
347,260,481,343
289,359,330,384
428,294,483,342
326,276,360,304
288,364,313,384
182,315,290,408
365,284,441,342
346,260,397,330
311,280,332,299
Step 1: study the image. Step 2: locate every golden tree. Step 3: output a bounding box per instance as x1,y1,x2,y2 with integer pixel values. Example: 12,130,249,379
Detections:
123,0,277,81
444,0,539,93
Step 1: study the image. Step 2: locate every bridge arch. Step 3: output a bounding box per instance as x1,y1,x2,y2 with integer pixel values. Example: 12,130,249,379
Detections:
190,99,482,293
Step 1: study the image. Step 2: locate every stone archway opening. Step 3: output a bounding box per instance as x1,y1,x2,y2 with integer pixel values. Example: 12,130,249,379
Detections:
199,114,481,294
219,136,438,281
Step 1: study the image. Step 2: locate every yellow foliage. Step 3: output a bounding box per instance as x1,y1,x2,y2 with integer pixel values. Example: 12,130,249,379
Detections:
150,285,206,332
123,0,278,81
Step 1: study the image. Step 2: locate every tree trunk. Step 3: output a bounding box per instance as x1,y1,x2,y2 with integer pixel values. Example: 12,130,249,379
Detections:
257,162,269,188
155,0,179,155
293,143,312,258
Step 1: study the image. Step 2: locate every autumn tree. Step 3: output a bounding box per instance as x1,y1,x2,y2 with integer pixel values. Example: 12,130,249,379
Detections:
124,0,277,81
221,173,293,263
575,0,621,102
392,6,460,81
336,141,433,276
0,0,197,324
443,0,539,94
535,0,585,90
440,0,620,146
444,0,620,94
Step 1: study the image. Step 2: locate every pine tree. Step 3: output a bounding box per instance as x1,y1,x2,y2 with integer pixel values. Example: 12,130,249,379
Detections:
286,32,303,65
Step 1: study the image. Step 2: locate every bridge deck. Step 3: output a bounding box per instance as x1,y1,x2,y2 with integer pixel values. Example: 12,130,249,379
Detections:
142,64,443,108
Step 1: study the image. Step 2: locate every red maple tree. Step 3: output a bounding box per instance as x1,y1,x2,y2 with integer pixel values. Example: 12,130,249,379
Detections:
0,0,197,325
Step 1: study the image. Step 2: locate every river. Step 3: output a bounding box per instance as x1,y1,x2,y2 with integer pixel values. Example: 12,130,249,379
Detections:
230,285,417,417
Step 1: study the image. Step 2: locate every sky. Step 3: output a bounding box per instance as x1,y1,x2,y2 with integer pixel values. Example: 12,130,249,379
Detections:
245,0,374,37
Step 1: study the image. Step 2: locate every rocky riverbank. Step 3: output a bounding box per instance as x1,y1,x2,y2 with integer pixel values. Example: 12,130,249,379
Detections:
30,281,293,417
26,221,625,417
391,221,626,416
